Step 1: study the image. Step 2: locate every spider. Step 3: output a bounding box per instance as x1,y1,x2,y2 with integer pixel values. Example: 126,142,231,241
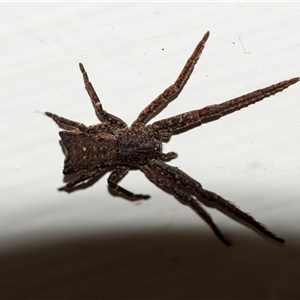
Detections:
46,31,299,245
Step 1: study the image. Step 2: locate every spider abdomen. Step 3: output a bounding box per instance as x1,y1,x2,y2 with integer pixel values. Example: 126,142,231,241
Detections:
116,127,162,166
59,130,118,174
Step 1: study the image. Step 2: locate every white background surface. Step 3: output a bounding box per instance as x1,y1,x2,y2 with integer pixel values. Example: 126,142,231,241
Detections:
1,3,300,299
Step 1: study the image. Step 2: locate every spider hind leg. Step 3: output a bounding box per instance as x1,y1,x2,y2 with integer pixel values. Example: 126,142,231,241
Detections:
79,63,127,130
59,168,106,191
45,112,88,132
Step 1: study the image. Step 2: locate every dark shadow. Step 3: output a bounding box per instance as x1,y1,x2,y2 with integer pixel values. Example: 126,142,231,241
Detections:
0,227,299,299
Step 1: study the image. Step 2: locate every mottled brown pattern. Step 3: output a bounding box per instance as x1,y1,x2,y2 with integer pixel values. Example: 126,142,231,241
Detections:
46,31,299,245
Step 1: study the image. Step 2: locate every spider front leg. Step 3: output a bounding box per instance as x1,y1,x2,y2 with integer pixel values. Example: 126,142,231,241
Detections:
79,63,127,130
108,166,150,200
140,163,230,245
196,188,284,243
148,160,284,244
150,77,299,138
132,31,210,128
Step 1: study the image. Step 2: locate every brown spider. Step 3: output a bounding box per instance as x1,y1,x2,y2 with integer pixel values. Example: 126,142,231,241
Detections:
46,31,299,245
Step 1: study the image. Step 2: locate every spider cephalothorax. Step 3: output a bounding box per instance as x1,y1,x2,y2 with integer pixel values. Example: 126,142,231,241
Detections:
46,31,299,245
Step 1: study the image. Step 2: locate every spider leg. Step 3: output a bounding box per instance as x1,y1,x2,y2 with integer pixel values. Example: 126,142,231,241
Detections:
160,151,178,161
85,122,121,135
108,166,150,200
150,77,299,139
140,163,230,245
45,112,88,132
131,31,210,128
147,160,284,244
79,63,127,130
59,168,106,191
196,188,284,243
45,111,115,134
